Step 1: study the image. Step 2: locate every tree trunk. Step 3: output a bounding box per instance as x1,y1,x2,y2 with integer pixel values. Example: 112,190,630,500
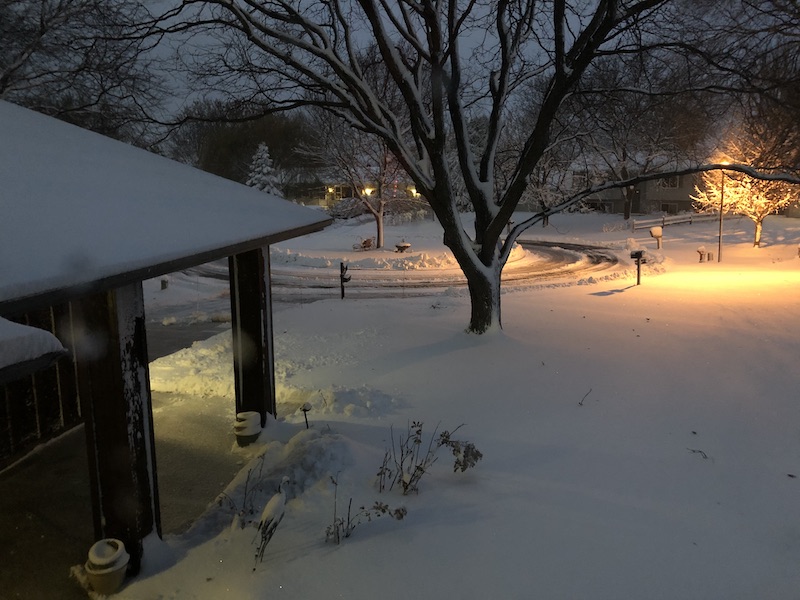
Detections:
623,192,632,220
439,200,503,334
464,264,502,333
363,197,385,249
375,205,385,249
754,219,763,247
621,164,631,220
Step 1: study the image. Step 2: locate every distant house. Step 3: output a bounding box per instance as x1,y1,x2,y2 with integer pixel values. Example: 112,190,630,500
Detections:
583,174,700,215
317,181,420,210
785,200,800,218
283,181,327,205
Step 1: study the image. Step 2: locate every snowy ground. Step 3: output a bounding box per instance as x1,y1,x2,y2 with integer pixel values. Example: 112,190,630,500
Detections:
108,212,800,600
143,211,627,316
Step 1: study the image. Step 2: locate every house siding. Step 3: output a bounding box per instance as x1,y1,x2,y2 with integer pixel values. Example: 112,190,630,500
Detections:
583,173,701,215
786,201,800,218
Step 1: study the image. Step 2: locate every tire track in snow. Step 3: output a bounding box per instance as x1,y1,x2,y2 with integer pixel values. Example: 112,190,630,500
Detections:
264,241,621,300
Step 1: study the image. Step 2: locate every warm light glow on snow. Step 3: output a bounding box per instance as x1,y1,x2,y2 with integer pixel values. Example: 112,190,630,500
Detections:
658,268,800,298
125,212,800,600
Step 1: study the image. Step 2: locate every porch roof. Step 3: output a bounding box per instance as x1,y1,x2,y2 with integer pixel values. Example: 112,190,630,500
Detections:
0,100,331,316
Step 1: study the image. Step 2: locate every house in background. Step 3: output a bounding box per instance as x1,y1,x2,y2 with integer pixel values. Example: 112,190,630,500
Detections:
785,200,800,218
583,174,701,215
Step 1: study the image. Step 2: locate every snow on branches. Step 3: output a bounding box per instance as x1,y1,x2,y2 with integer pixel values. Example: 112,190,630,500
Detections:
246,143,282,196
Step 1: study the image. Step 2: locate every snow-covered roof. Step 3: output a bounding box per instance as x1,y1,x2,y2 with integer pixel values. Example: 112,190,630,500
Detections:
0,100,331,315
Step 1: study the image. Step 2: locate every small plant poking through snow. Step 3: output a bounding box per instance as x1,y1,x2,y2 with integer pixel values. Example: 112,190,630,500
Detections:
217,455,266,530
378,421,482,495
323,419,481,544
439,428,484,473
325,475,406,544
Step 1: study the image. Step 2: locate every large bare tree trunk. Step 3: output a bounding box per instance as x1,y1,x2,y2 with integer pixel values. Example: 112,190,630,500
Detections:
465,267,502,333
448,228,503,333
754,219,763,247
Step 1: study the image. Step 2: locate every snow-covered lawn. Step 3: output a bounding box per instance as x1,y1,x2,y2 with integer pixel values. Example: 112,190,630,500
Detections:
118,212,800,600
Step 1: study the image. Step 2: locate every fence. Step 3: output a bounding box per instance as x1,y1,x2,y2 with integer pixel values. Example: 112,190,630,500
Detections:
1,304,82,470
631,212,721,232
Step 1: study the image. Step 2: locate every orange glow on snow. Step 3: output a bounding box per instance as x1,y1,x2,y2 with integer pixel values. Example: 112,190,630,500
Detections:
652,267,800,302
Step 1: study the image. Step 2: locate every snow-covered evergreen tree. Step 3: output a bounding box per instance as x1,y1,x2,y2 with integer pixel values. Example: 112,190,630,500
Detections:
246,143,282,196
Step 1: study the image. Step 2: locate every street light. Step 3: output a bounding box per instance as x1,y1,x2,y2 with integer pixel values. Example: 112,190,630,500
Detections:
718,162,729,263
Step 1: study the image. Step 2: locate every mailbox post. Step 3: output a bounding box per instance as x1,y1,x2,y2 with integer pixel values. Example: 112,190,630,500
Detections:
649,226,663,249
630,250,646,285
340,262,351,298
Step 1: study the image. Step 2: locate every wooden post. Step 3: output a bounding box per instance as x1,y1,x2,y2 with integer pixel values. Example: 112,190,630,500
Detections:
339,262,351,299
229,248,276,426
23,308,62,438
74,283,160,575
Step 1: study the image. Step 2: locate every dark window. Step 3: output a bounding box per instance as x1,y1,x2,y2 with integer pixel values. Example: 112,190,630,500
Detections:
657,176,679,189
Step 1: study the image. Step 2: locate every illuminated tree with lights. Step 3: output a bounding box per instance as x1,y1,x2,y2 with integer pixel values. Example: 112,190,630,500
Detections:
693,131,797,247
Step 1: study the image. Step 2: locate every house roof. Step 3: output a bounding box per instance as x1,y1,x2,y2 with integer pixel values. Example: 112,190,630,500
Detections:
0,101,331,315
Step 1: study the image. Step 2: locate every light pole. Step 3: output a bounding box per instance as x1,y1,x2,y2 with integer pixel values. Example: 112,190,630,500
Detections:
718,169,724,262
717,162,729,263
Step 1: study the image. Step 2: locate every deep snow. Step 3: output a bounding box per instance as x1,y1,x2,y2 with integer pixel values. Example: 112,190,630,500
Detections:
106,212,800,599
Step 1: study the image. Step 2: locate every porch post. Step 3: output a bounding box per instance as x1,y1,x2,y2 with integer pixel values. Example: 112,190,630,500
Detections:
228,247,276,425
74,283,160,576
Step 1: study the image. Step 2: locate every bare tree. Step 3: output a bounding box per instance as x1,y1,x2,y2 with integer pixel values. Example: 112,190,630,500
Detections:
565,56,720,219
154,0,800,333
305,109,411,249
1,0,163,141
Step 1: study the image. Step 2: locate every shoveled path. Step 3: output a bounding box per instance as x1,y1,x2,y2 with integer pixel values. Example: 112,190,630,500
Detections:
0,323,243,599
